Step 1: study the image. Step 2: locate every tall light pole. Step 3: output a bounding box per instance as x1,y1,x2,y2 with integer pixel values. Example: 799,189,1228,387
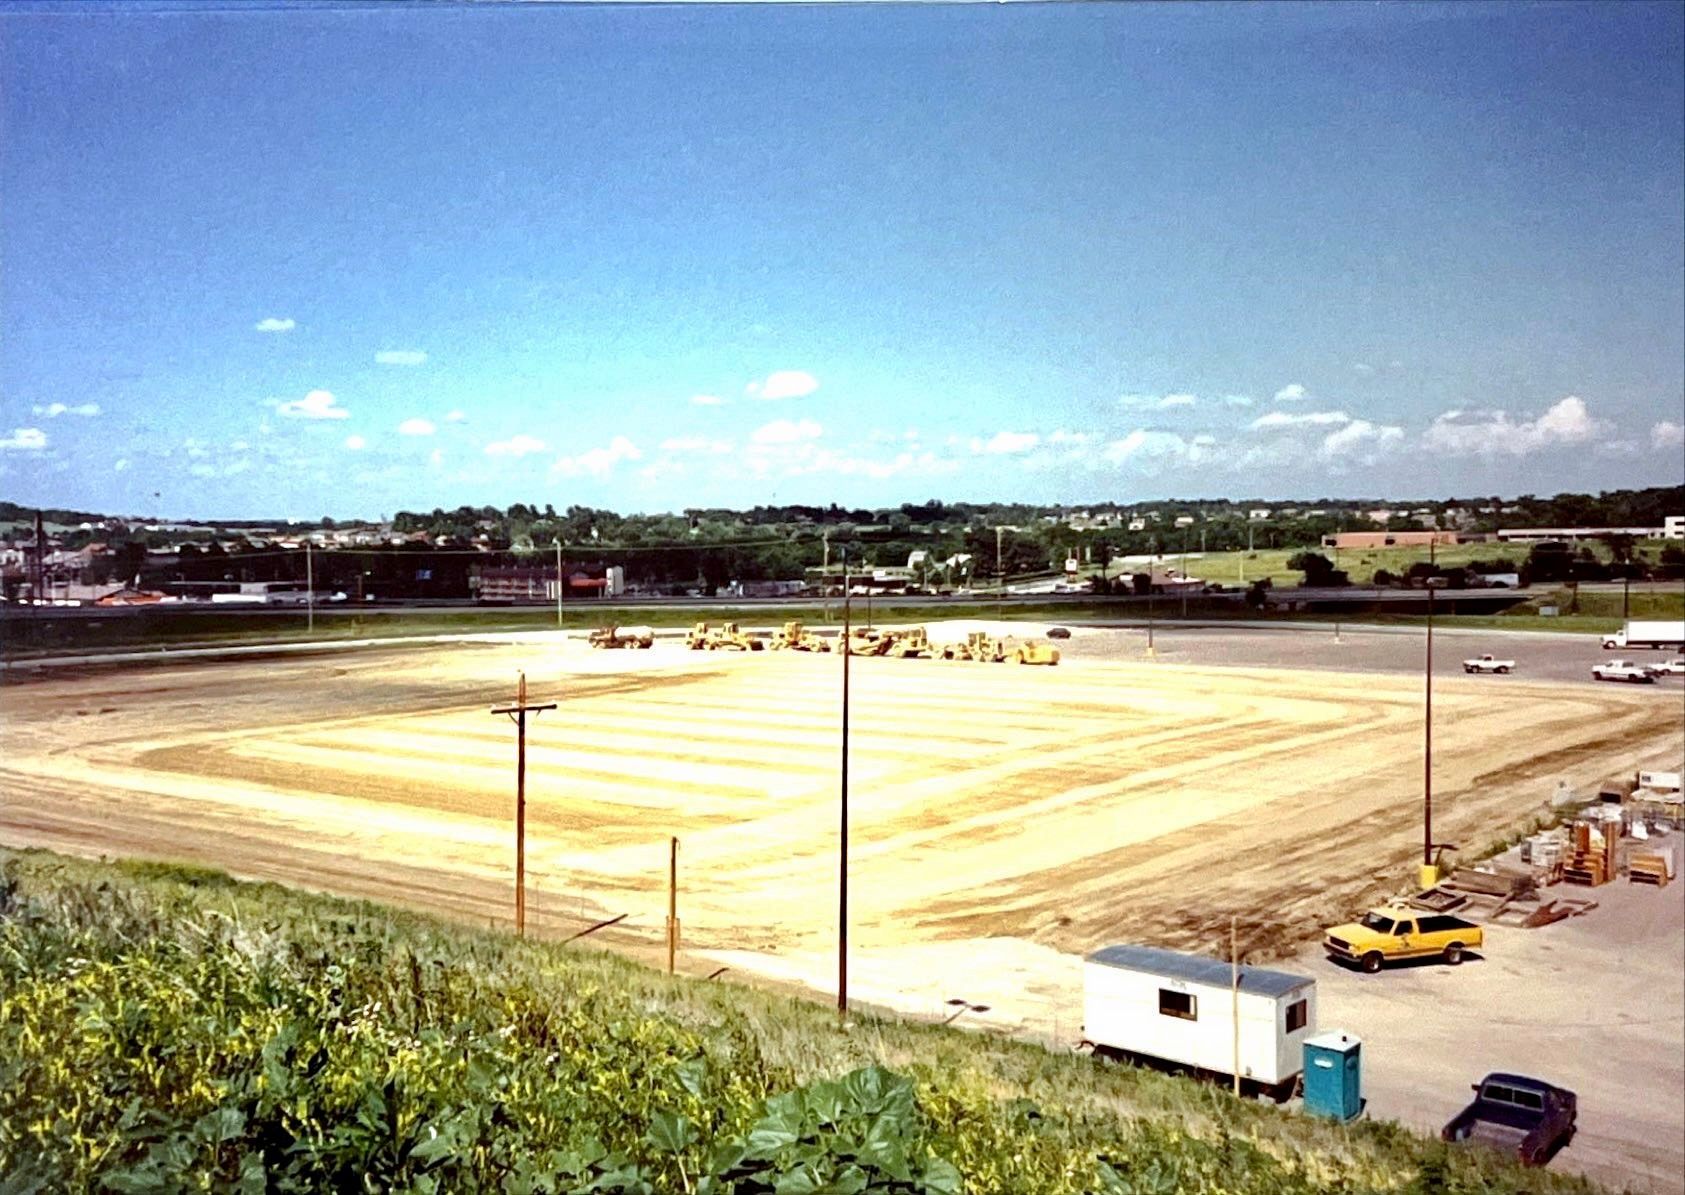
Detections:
552,538,564,629
1332,543,1342,644
1422,578,1445,885
1180,531,1189,619
838,548,851,1024
1146,535,1157,657
305,540,314,635
995,526,1005,621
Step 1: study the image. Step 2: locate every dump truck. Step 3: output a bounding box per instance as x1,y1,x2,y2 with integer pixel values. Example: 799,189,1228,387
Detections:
1443,1074,1577,1167
1015,640,1060,666
588,625,654,649
1600,620,1685,651
1323,907,1483,973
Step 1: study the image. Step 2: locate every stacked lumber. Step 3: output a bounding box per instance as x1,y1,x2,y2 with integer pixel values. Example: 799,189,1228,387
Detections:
1563,822,1617,888
1628,839,1678,887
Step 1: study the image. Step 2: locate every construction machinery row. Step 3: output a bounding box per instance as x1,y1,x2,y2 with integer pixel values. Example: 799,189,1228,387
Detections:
766,621,1060,665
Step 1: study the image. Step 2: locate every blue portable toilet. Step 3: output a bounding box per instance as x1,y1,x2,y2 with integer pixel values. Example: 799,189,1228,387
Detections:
1302,1030,1363,1121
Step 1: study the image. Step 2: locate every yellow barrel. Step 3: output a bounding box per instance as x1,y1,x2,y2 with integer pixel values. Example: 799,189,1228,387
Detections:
1418,863,1440,890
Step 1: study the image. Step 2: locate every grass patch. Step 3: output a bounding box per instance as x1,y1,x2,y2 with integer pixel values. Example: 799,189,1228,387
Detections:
0,848,1605,1194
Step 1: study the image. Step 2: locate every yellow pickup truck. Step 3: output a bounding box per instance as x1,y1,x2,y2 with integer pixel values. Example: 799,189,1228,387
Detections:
1325,907,1484,973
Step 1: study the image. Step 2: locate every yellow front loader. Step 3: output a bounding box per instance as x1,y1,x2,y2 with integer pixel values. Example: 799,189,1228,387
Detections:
1014,640,1060,665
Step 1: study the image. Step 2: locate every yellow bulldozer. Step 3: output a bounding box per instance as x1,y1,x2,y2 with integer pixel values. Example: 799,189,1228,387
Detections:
843,628,894,656
1014,640,1060,665
772,620,831,652
707,621,764,651
886,627,934,659
685,622,712,650
941,630,1007,662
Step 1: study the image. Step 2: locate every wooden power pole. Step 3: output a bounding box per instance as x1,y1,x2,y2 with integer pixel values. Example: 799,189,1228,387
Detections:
667,836,679,975
491,671,555,936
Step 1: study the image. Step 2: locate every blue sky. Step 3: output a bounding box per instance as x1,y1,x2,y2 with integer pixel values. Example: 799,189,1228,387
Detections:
1,0,1681,520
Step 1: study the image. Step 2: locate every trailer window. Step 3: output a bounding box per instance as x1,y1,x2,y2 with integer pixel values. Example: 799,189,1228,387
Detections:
1158,990,1197,1021
1285,999,1308,1033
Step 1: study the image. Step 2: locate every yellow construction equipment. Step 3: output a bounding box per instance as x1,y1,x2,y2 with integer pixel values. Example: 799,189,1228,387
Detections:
685,622,711,650
886,627,934,659
1014,640,1060,665
772,620,806,650
708,621,764,651
844,628,893,656
589,625,655,649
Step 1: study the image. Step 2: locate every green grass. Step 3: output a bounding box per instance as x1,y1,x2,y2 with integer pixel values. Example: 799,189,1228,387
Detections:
0,848,1603,1194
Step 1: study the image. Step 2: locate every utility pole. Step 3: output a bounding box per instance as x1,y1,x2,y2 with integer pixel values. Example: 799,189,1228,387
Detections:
32,510,45,608
822,529,831,624
1231,916,1241,1097
667,836,679,975
1423,582,1439,883
490,671,556,937
1180,532,1189,619
305,540,314,635
1242,523,1253,586
1332,543,1341,644
1146,535,1157,657
838,550,851,1024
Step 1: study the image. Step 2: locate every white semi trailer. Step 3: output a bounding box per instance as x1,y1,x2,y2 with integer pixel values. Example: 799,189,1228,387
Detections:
1081,944,1317,1100
1601,620,1685,651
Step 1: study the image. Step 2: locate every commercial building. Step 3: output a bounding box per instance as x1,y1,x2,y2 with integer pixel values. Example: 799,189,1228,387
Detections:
1321,531,1460,550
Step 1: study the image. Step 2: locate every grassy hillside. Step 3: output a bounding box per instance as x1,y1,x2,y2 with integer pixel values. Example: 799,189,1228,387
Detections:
1,849,1599,1194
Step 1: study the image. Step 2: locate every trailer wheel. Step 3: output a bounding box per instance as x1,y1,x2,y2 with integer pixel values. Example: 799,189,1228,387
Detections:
1361,952,1384,974
1443,943,1464,966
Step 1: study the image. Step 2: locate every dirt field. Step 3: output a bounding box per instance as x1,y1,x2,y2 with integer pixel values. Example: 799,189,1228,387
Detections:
3,630,1676,954
5,629,1682,1188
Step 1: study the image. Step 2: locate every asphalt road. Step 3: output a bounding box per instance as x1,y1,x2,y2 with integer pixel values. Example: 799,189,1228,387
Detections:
1058,622,1685,689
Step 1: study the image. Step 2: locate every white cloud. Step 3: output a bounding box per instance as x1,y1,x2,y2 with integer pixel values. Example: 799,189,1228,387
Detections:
444,410,467,423
1321,419,1403,461
277,389,349,420
114,458,130,472
1352,363,1375,375
745,370,819,401
1250,409,1351,429
750,418,823,445
254,317,295,333
1047,430,1093,445
344,435,366,451
184,438,209,458
375,350,428,367
553,435,643,478
690,393,725,407
429,448,444,466
398,418,437,437
1422,396,1603,457
659,435,735,456
32,402,100,418
1102,430,1208,465
1222,394,1254,408
230,440,248,451
1,427,47,451
970,431,1040,455
1652,420,1684,450
485,434,546,458
1274,383,1307,403
1120,393,1199,411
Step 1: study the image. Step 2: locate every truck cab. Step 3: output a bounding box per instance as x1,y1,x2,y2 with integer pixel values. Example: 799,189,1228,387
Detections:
1443,1073,1577,1166
1324,907,1483,973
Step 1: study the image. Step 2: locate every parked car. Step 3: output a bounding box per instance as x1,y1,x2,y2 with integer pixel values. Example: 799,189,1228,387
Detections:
1324,907,1483,973
1462,654,1515,674
1443,1073,1577,1167
1592,660,1657,684
1046,626,1072,640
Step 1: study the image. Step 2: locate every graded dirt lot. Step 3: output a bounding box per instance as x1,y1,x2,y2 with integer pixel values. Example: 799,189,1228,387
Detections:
3,629,1681,1188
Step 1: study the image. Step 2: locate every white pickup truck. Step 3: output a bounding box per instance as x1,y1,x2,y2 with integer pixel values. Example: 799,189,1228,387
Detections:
1592,659,1657,684
1463,654,1515,675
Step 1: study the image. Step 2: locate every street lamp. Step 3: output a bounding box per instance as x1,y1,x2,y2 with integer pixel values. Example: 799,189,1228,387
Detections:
995,526,1005,621
1422,576,1448,886
1146,536,1157,658
552,538,564,629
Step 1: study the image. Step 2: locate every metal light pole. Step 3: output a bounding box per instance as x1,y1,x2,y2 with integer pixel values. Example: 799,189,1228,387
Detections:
1180,531,1189,619
552,539,564,629
305,540,314,635
1623,574,1630,622
1333,544,1342,644
839,550,851,1024
995,526,1005,620
1422,579,1443,883
1146,536,1157,657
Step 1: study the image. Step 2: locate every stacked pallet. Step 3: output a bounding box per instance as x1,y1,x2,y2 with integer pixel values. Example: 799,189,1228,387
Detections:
1628,839,1678,888
1563,822,1617,887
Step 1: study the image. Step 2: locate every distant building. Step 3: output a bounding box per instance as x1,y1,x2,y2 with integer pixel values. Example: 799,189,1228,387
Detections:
474,564,623,602
1173,515,1196,527
1249,508,1272,521
1495,525,1674,542
1322,531,1460,550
